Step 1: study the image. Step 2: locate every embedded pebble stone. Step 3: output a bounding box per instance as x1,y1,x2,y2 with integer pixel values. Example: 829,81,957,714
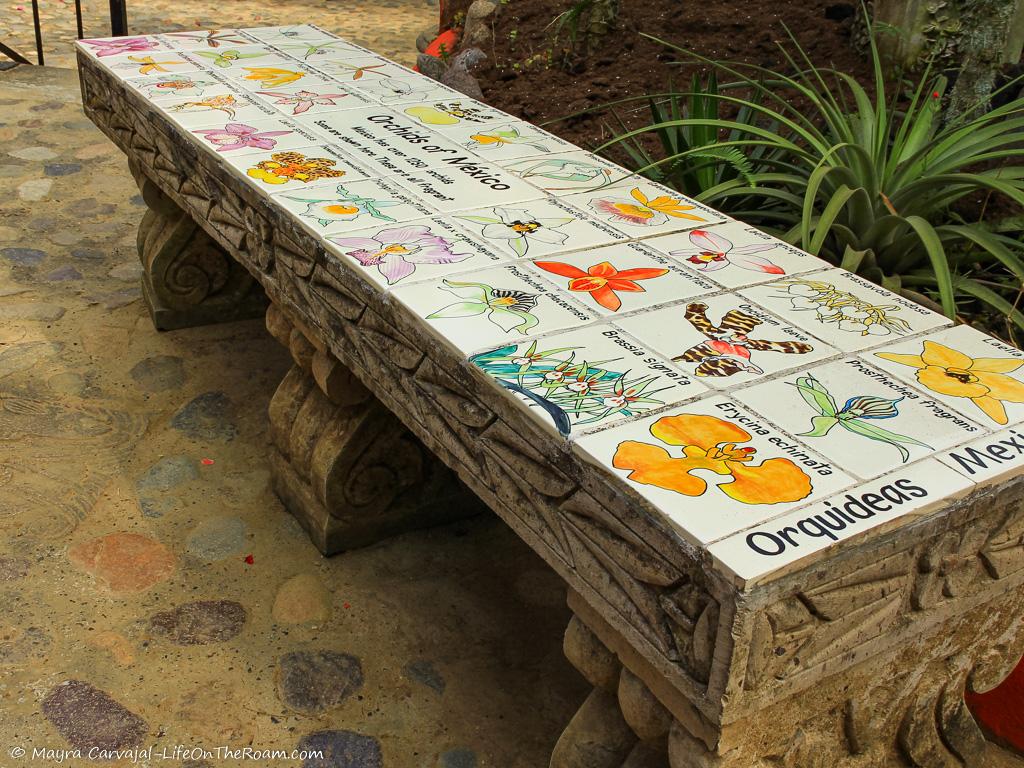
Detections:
100,287,141,309
149,600,247,645
108,261,143,281
297,730,382,768
272,573,332,624
439,748,478,768
130,355,185,392
75,142,114,160
137,455,198,493
404,659,445,694
0,303,66,321
17,178,53,201
50,229,82,246
45,265,82,282
68,532,176,593
8,146,57,161
139,497,176,518
0,556,30,581
68,197,115,217
45,162,82,176
1,247,46,266
0,626,51,663
185,516,247,561
171,391,238,441
41,680,148,751
71,246,105,260
277,651,364,714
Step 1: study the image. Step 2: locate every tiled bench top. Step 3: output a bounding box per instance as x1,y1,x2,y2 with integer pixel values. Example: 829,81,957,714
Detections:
76,25,1024,587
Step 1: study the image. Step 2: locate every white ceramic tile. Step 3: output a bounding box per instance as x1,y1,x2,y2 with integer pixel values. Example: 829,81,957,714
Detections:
310,56,412,82
709,457,974,586
156,29,254,50
78,35,173,60
215,63,338,92
449,198,625,260
500,151,638,196
469,323,708,439
221,144,376,193
441,119,576,161
101,51,204,78
345,75,464,105
562,179,727,238
615,295,835,388
740,268,951,352
389,262,597,354
733,359,983,480
247,84,372,116
643,221,832,289
188,117,321,156
324,217,508,289
270,38,368,63
527,241,718,317
243,25,342,44
157,89,278,128
178,45,291,71
936,425,1024,486
866,324,1024,432
573,396,856,546
270,177,432,235
394,99,512,133
126,72,226,101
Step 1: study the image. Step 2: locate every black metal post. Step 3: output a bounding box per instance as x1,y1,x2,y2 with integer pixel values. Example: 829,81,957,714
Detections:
31,0,43,64
75,0,84,39
109,0,128,37
0,40,32,66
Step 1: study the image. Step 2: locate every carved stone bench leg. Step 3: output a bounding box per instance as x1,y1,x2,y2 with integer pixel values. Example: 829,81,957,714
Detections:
131,162,267,330
265,304,482,555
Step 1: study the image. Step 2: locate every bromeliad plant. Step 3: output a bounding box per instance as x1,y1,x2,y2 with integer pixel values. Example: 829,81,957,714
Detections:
593,25,1024,337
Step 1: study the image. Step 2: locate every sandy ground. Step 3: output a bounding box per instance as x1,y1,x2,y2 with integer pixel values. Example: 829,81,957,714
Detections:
0,62,588,768
0,0,437,68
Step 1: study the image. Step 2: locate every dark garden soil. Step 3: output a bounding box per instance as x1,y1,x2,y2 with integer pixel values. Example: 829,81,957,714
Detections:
474,0,875,153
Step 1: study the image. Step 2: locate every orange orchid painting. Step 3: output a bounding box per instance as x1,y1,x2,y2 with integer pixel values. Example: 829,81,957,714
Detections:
534,260,668,312
612,414,812,505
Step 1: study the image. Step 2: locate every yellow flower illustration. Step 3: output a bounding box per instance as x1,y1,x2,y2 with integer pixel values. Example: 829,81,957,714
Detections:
246,152,345,185
590,187,706,227
613,414,812,505
876,341,1024,425
243,67,304,88
128,55,178,75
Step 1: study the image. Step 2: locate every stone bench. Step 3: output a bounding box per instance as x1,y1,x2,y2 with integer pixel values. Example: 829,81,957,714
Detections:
76,25,1024,767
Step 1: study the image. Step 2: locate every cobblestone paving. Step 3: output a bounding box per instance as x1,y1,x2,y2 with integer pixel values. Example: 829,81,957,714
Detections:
0,64,587,767
1,0,436,68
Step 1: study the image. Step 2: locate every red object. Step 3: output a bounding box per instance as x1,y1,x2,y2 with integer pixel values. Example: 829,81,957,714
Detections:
413,28,461,71
201,458,215,466
966,655,1024,753
243,554,254,565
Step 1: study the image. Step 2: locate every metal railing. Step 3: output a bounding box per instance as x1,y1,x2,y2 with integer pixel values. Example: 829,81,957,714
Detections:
1,0,128,66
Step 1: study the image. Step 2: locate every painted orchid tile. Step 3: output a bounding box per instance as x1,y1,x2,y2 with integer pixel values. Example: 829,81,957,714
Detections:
470,323,707,439
243,25,342,44
127,73,225,101
270,177,431,235
324,217,508,289
643,221,831,289
733,359,983,481
528,241,717,317
271,38,368,63
867,323,1024,432
740,268,951,352
178,45,291,71
442,119,576,162
709,457,974,585
573,396,856,546
157,89,278,128
156,29,253,50
615,295,835,388
397,100,511,133
310,56,412,83
102,51,204,78
79,35,172,59
389,262,597,355
449,198,625,260
345,75,464,105
500,151,637,195
247,84,372,116
190,118,320,156
222,145,376,193
215,63,338,92
562,179,727,238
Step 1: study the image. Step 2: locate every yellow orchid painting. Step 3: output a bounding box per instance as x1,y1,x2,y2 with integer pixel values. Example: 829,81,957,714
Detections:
612,413,812,505
589,187,706,227
242,67,305,88
876,340,1024,425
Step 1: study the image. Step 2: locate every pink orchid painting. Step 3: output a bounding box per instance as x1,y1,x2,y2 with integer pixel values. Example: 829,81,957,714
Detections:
331,225,470,284
257,89,350,115
192,123,291,152
82,36,160,57
671,229,785,275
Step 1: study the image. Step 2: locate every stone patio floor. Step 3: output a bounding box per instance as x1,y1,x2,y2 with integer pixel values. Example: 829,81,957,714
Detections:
0,61,589,767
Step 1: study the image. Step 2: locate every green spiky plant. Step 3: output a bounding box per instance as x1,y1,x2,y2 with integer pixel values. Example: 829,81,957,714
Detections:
589,24,1024,338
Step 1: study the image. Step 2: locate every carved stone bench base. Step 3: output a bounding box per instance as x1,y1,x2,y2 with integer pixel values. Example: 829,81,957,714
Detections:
133,161,267,330
265,304,484,555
